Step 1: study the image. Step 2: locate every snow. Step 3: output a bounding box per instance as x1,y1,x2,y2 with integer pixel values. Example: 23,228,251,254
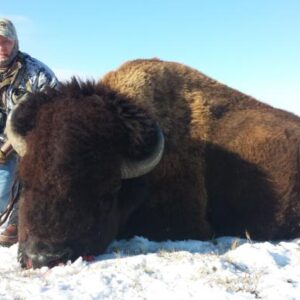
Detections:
0,233,299,300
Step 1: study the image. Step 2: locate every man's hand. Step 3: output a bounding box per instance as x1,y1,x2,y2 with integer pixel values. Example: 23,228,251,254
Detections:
0,140,14,164
0,150,7,164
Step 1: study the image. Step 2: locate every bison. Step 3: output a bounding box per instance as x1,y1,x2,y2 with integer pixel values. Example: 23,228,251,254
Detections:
6,59,300,269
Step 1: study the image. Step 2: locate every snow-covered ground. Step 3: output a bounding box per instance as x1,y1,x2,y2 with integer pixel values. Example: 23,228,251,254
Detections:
0,233,299,300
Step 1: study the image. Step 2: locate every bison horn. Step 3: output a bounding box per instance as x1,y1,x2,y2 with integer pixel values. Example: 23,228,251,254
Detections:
121,125,165,179
5,110,27,157
4,93,33,157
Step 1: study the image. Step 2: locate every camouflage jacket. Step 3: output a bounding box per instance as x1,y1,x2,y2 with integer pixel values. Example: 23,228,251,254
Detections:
0,51,58,112
0,51,58,134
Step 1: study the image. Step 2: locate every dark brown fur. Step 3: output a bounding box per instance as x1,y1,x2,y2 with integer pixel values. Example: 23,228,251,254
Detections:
9,59,300,268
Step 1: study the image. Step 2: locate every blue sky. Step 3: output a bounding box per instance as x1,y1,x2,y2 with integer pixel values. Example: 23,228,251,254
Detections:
2,0,300,114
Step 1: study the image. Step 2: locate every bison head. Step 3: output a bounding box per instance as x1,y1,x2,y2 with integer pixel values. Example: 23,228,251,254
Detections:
6,80,164,268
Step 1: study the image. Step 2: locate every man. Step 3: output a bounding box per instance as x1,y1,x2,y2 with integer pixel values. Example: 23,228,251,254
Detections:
0,18,59,246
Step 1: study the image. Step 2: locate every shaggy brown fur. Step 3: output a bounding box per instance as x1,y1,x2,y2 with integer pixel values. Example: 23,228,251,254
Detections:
8,58,300,268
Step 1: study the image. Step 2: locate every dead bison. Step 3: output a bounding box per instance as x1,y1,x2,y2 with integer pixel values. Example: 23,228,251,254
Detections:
6,59,300,269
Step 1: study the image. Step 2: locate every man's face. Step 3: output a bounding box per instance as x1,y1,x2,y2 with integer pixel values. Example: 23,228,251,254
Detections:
0,35,15,62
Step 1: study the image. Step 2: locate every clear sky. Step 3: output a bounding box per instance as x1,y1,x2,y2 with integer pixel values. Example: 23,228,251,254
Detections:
1,0,300,114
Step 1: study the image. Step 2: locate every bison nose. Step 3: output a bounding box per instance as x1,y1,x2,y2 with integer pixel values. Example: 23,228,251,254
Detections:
26,244,73,269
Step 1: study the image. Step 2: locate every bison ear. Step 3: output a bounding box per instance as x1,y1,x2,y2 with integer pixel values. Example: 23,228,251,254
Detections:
8,92,48,137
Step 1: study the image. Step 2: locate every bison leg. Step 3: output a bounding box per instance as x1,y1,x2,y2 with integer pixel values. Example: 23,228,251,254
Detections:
119,161,213,241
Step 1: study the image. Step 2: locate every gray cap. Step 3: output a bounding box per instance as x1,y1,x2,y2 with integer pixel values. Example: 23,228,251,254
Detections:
0,18,18,41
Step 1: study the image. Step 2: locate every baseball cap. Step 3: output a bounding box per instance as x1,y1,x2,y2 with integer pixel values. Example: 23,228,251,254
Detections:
0,18,18,41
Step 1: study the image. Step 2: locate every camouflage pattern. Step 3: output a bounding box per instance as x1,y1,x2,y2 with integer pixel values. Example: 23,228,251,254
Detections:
1,52,59,114
0,18,18,41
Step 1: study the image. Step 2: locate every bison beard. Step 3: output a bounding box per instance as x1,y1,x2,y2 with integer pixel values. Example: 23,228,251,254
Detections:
6,58,300,269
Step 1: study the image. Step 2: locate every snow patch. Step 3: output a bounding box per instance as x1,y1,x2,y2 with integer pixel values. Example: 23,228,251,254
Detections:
0,235,299,299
